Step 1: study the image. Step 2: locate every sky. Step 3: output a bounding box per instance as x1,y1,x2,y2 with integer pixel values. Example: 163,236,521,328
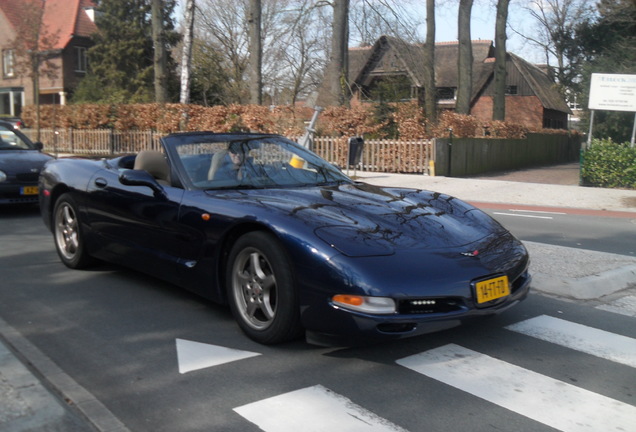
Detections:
432,1,545,62
173,0,545,63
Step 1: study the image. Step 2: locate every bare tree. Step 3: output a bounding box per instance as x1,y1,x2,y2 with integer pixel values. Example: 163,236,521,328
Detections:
180,0,196,104
248,0,263,104
196,0,250,103
349,0,420,46
270,1,330,105
492,0,509,121
152,0,169,103
456,0,473,115
424,0,436,126
516,0,593,95
328,0,350,106
10,2,59,139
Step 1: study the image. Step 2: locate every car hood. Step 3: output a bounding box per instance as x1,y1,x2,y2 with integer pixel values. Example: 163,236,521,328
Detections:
208,182,506,257
0,150,53,175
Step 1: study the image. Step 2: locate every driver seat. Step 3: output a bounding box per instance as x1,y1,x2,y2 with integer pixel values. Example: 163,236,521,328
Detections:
134,150,171,185
207,149,228,180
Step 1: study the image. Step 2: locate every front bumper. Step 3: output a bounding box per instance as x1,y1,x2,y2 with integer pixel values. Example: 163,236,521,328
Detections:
0,183,40,204
304,270,531,347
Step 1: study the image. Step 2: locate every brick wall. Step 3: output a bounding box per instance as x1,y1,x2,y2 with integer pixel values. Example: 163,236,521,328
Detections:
471,95,544,129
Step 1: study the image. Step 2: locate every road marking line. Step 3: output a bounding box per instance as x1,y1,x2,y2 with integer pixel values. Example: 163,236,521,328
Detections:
506,315,636,368
175,339,260,374
396,344,636,432
508,209,567,215
234,384,408,432
493,212,553,219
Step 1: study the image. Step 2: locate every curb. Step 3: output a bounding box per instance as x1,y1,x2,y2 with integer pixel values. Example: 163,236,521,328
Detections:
523,241,636,301
531,264,636,300
0,316,130,432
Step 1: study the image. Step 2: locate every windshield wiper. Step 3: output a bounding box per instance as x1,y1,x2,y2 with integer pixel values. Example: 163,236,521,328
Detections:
205,184,260,191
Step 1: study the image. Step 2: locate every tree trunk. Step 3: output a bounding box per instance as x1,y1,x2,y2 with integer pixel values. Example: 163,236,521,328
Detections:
424,0,436,126
330,0,350,106
32,57,40,141
180,0,196,105
248,0,262,105
493,0,509,121
152,0,168,103
456,0,473,115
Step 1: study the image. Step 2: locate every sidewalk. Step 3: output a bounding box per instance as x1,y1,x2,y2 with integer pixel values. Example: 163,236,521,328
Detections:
355,162,636,214
2,163,636,432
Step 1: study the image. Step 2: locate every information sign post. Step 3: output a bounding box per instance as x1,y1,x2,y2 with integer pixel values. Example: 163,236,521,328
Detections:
588,73,636,147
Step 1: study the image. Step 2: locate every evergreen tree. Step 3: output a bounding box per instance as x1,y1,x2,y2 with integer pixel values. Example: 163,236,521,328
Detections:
73,0,178,104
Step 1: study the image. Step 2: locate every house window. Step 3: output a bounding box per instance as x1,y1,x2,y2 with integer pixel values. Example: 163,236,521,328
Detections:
505,85,518,95
75,47,87,72
3,50,15,78
436,87,456,100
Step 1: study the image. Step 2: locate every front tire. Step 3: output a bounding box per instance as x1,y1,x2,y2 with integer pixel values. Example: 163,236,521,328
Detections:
53,194,94,269
226,232,302,344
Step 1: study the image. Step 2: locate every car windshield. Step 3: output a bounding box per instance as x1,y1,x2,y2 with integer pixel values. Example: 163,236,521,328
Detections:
0,125,35,150
167,134,352,190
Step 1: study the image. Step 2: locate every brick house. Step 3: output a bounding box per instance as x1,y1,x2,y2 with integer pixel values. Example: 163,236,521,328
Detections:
328,35,571,130
0,0,96,118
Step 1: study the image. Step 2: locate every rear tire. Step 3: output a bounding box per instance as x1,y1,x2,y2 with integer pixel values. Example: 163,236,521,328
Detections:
53,194,94,269
226,232,302,344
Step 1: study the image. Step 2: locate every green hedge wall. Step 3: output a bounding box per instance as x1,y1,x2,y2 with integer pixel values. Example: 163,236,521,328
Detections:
581,139,636,189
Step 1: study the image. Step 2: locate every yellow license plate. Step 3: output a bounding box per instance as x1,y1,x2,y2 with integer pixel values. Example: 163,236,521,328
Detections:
21,186,39,195
475,276,510,303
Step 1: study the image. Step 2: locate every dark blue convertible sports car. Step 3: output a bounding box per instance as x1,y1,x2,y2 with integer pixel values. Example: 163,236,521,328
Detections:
39,132,531,345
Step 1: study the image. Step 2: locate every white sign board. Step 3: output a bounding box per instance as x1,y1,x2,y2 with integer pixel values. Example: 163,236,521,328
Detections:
588,73,636,112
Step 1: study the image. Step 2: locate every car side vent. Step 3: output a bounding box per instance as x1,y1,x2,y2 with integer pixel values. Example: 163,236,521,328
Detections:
398,298,464,314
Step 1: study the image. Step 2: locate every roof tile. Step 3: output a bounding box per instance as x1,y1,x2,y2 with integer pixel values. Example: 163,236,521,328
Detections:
0,0,96,49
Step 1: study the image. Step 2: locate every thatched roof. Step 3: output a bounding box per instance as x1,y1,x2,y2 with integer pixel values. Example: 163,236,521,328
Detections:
318,35,570,115
510,53,571,113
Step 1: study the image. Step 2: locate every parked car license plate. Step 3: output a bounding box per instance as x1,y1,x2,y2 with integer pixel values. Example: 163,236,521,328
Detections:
20,186,39,195
475,275,510,303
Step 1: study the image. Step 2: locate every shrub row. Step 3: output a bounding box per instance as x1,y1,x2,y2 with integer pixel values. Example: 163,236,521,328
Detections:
22,102,572,140
581,139,636,189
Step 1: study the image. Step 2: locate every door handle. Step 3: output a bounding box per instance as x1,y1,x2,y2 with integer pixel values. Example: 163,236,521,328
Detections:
94,177,107,188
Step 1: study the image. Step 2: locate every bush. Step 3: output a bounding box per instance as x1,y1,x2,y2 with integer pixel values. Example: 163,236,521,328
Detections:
22,101,566,141
581,139,636,189
431,112,480,138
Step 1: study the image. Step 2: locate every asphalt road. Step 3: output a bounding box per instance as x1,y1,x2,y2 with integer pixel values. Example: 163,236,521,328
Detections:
483,206,636,256
1,205,635,431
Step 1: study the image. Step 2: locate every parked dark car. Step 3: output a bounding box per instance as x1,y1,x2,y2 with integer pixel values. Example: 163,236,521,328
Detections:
0,121,53,205
39,132,531,345
0,117,26,129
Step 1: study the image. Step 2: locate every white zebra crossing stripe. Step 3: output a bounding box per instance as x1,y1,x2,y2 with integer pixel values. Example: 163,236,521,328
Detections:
234,384,408,432
506,315,636,368
396,344,636,432
175,339,260,374
596,295,636,317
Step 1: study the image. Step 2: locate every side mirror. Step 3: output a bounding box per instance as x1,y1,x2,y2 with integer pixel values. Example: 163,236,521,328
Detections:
34,142,44,151
119,169,167,200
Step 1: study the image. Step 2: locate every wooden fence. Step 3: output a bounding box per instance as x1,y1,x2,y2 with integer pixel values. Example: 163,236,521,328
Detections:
23,129,433,174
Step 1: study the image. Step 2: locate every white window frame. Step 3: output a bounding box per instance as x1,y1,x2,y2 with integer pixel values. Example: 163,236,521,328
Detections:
3,49,15,78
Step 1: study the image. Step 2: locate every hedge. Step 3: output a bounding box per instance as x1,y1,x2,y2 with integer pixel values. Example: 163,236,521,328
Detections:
581,139,636,189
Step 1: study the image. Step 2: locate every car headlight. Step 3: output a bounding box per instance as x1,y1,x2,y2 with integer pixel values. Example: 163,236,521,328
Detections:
0,170,6,182
332,295,396,314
